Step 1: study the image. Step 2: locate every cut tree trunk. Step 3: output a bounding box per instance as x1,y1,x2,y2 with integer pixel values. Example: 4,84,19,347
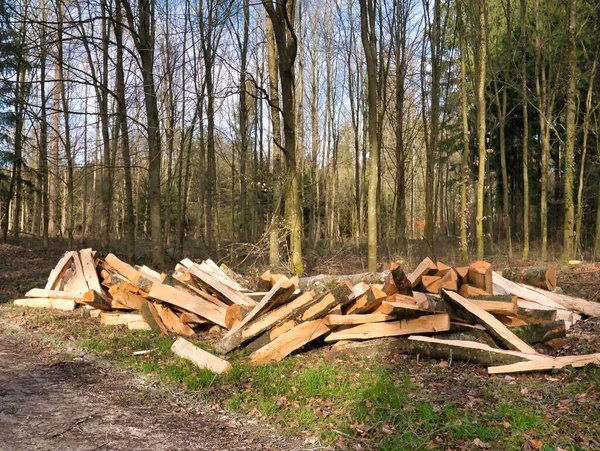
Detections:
509,320,566,344
500,266,557,290
400,335,545,365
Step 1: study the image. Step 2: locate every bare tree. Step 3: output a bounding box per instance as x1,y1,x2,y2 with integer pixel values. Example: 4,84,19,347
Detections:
262,0,303,273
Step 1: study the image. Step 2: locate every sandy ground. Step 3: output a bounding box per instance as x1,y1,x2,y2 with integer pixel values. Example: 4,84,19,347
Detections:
0,327,305,451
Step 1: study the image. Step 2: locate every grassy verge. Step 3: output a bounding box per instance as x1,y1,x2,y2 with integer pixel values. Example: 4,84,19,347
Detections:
2,304,599,450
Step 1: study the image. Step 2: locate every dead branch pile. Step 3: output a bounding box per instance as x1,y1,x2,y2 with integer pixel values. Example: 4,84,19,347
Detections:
16,250,600,375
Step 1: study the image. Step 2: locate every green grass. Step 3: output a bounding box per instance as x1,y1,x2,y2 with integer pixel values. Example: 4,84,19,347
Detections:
3,305,600,450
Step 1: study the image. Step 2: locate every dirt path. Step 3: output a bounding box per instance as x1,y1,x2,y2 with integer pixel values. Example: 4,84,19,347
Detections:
0,328,305,451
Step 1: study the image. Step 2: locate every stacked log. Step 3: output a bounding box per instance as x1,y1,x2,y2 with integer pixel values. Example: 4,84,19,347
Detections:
14,252,600,375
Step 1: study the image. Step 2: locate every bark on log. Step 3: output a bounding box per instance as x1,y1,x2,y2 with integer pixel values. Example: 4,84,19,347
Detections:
298,272,385,292
509,320,566,344
390,264,413,295
500,266,557,291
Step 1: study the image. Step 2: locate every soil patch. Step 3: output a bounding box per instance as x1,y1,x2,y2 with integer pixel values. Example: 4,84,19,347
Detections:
0,327,304,451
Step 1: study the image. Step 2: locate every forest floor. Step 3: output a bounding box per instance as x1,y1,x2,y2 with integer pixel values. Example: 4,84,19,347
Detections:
1,241,600,450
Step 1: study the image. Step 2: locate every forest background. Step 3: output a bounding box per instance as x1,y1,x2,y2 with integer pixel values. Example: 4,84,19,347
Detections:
0,0,599,273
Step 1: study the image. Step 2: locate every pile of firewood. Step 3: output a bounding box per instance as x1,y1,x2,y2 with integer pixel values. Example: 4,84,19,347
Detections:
15,251,600,375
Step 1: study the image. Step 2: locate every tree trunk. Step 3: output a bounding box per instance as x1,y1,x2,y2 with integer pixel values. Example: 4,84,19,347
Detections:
238,0,250,242
263,0,302,273
122,0,164,266
475,0,487,260
458,0,470,263
56,0,74,248
114,0,135,262
394,0,408,249
563,0,577,260
574,51,596,257
359,0,379,272
266,12,281,266
521,0,529,260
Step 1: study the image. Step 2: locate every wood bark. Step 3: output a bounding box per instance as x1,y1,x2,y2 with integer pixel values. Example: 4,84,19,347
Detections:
262,0,303,273
563,0,577,260
121,0,164,266
359,0,379,272
475,0,487,260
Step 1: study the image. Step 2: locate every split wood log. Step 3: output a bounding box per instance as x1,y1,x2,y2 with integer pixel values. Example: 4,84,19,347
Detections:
202,259,250,292
241,284,352,354
104,253,137,282
187,265,256,308
350,282,370,299
385,293,417,305
488,353,600,375
509,320,566,344
298,272,385,292
79,248,103,293
518,285,600,318
514,299,557,322
25,288,82,301
233,291,315,347
390,264,413,295
379,300,438,319
148,283,227,328
69,252,90,295
225,304,251,330
127,320,152,331
459,284,490,297
323,312,394,326
455,266,469,285
470,299,515,315
500,266,557,291
100,312,145,326
402,336,546,365
45,251,75,290
421,275,442,294
214,277,297,352
381,273,397,296
257,271,272,291
132,269,158,294
13,298,75,311
324,313,450,342
494,315,529,327
440,270,458,291
491,272,564,309
82,308,101,319
169,273,230,309
441,289,538,354
81,289,112,310
435,261,452,277
344,285,387,314
108,285,145,310
141,300,169,335
407,257,437,287
179,311,210,325
467,261,492,293
171,337,232,374
249,318,333,365
153,303,196,337
413,292,472,323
